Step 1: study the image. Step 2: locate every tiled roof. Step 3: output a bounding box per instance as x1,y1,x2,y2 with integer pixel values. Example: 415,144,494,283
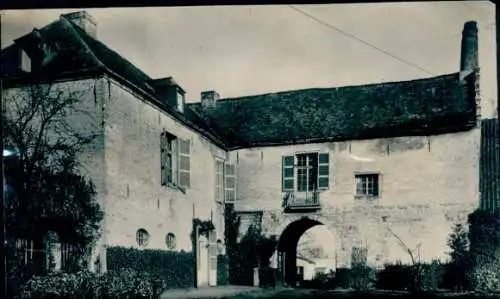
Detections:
2,15,479,151
188,72,478,149
1,17,227,148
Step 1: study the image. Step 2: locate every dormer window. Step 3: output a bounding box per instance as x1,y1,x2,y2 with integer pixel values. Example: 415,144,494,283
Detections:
20,49,31,73
177,91,185,113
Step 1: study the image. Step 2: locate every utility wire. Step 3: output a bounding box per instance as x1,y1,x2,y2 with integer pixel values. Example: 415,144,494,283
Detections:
288,5,496,104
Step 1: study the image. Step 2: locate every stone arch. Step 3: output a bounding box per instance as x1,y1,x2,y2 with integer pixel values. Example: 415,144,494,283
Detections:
274,215,343,287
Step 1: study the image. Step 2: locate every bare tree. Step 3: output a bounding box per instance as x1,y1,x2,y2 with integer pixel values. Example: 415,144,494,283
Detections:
3,80,103,277
387,226,423,291
3,82,99,175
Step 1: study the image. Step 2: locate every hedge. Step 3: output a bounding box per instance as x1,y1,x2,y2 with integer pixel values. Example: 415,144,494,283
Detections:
18,269,167,299
106,246,195,289
217,255,229,286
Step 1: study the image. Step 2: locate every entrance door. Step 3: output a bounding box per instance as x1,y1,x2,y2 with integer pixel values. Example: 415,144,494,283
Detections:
208,231,217,286
197,235,209,287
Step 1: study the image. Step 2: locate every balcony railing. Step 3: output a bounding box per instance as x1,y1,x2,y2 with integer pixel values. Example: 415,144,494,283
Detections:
282,190,321,212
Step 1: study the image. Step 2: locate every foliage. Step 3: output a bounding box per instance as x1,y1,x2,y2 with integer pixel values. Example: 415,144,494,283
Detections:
467,209,500,266
446,222,472,291
106,246,195,289
4,82,104,297
17,269,167,299
350,265,376,290
217,255,229,286
376,261,446,292
467,209,500,292
224,204,278,286
376,262,412,291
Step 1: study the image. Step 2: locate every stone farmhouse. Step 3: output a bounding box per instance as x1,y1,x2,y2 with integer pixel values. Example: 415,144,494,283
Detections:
1,11,496,287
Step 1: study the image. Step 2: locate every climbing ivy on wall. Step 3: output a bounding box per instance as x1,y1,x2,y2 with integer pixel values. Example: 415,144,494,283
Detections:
224,204,278,286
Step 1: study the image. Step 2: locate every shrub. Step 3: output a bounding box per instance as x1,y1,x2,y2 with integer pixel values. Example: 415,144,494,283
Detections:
376,263,412,291
17,269,167,299
310,270,336,289
417,260,444,291
106,246,195,289
258,266,276,288
350,265,376,290
334,268,352,289
468,257,500,292
217,254,229,286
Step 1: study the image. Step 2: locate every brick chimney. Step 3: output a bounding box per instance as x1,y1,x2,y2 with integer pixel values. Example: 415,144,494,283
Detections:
201,90,220,109
61,11,97,39
459,21,478,80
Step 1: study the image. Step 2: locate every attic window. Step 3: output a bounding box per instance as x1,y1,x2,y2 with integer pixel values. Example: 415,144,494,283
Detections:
177,92,185,113
20,49,31,73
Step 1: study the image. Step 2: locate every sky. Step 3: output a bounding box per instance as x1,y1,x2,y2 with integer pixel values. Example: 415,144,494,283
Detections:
1,2,497,117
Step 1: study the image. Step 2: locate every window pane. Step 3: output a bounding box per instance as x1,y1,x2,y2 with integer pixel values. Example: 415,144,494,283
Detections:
226,177,235,188
226,164,235,176
318,177,329,189
284,156,294,166
284,168,294,178
318,153,329,164
318,165,329,176
297,155,307,167
179,172,190,188
284,179,294,190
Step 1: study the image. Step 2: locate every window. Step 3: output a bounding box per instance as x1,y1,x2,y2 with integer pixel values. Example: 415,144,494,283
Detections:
165,233,176,250
355,174,379,197
177,92,185,113
160,132,190,189
282,152,329,192
215,160,224,202
224,164,236,203
136,229,150,248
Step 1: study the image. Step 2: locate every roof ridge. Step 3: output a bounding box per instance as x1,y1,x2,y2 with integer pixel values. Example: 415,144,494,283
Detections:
67,20,153,84
58,17,106,70
217,72,460,103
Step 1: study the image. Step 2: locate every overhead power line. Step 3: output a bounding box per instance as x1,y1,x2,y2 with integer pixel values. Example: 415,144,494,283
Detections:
288,5,496,104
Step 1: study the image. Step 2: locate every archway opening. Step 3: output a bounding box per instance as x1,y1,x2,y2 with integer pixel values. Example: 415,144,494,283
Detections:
277,217,323,287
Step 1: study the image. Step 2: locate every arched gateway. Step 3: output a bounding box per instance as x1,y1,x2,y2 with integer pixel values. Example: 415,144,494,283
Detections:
276,217,341,287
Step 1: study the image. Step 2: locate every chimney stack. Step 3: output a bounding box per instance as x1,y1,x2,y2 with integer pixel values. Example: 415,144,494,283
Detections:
61,11,97,39
460,21,478,76
201,90,220,109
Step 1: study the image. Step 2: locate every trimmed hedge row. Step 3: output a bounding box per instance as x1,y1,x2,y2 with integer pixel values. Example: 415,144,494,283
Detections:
18,269,167,299
299,261,459,291
106,246,195,289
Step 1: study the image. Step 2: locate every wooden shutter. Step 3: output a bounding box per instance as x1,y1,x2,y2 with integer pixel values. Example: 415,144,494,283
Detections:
317,153,329,190
160,132,166,186
178,139,191,188
282,156,294,191
224,163,236,203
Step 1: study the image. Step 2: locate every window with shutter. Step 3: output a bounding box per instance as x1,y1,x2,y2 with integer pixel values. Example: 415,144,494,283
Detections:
215,160,225,202
317,153,330,190
224,164,236,203
160,132,167,186
178,139,191,188
282,156,294,191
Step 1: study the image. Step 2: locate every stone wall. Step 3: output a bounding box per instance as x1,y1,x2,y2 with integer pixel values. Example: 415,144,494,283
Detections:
102,76,228,252
233,129,480,268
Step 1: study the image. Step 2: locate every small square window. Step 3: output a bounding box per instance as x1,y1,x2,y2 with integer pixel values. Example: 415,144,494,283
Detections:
355,174,380,197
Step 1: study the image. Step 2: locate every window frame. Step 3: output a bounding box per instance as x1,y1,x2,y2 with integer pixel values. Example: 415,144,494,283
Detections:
354,172,381,198
165,233,176,250
215,158,225,203
282,151,329,193
136,229,150,248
